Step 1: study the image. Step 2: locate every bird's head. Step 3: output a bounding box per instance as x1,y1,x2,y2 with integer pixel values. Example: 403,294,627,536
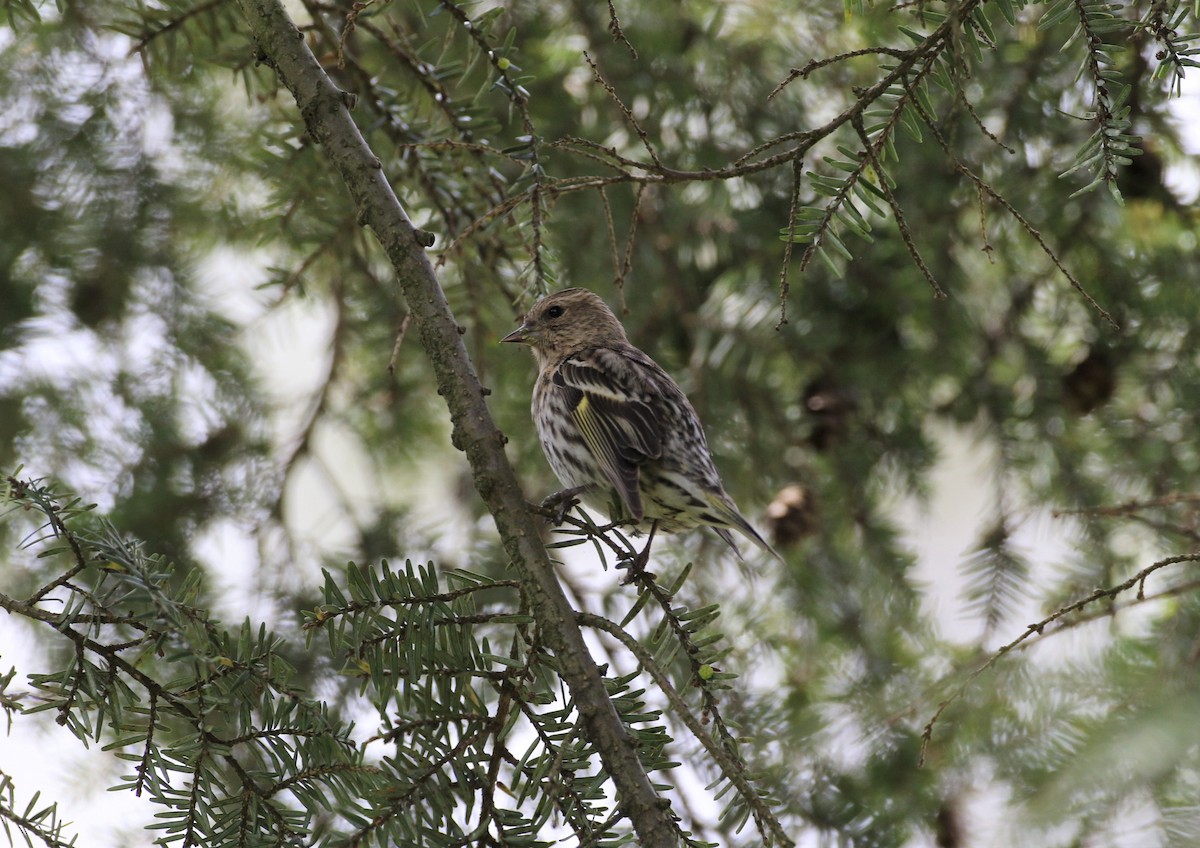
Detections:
501,288,629,366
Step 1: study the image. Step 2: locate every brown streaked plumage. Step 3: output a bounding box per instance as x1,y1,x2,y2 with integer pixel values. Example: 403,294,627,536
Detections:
502,287,777,559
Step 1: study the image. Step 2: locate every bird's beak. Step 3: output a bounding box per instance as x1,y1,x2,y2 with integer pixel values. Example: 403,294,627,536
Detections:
500,322,538,345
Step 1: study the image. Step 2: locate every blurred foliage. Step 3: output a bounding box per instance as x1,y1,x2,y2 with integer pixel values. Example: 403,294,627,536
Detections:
1,0,1199,845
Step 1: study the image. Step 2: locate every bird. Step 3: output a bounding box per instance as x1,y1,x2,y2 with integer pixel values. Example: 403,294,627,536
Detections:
501,287,778,560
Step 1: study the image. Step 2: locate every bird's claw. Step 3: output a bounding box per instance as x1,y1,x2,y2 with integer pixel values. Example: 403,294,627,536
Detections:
617,556,654,585
540,487,586,525
616,528,657,584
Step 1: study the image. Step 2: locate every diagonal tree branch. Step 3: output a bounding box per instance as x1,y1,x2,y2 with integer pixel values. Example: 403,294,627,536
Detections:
232,1,678,844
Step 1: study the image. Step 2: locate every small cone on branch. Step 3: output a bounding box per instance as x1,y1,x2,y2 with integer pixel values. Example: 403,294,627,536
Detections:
804,378,856,451
1062,347,1116,415
765,484,820,548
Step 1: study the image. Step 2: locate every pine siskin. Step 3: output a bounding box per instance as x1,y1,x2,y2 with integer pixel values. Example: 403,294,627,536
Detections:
502,287,777,559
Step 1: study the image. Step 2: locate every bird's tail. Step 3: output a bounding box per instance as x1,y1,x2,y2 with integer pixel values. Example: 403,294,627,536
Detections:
708,493,782,561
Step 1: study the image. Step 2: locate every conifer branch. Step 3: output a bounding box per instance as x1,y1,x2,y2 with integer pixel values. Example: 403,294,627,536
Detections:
232,1,679,843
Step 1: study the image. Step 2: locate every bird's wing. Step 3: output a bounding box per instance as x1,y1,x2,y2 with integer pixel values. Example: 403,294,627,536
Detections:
553,349,663,521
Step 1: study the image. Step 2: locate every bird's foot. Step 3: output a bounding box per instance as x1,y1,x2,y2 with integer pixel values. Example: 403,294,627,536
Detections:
616,522,658,585
617,553,653,585
540,486,588,525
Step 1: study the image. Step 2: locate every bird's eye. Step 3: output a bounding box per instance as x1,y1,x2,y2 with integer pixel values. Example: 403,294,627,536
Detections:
545,305,565,319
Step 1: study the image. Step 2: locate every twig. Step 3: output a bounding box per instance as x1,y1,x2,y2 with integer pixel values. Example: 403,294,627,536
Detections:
853,115,946,299
582,51,663,168
578,610,795,847
919,551,1200,765
767,47,914,100
387,312,411,375
127,0,229,56
599,186,622,293
904,76,1118,329
617,182,645,304
777,156,803,328
436,0,549,286
955,86,1016,155
606,0,638,59
1052,492,1200,518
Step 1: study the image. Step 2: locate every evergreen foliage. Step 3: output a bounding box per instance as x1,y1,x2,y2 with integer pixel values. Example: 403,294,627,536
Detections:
1,0,1199,846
